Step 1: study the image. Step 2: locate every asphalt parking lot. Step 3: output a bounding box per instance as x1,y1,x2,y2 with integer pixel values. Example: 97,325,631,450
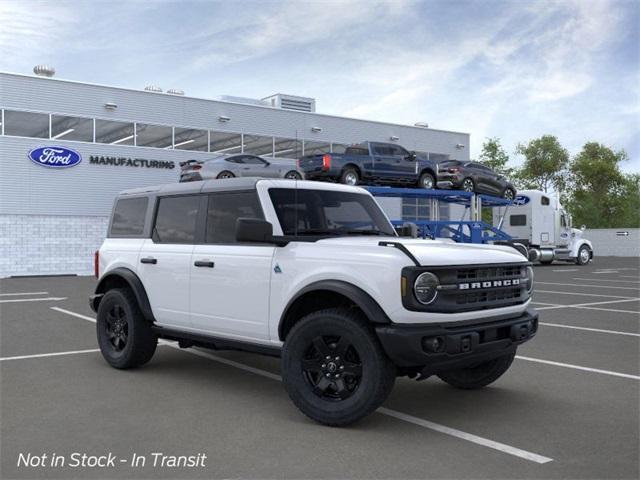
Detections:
1,256,638,479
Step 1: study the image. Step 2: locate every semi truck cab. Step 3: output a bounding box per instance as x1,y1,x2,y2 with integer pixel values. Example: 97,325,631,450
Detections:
493,190,593,265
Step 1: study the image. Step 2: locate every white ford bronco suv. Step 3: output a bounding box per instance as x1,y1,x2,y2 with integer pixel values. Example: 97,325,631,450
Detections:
91,178,537,426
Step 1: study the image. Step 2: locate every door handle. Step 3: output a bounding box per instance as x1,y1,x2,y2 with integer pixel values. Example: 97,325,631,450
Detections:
194,260,215,268
140,257,157,264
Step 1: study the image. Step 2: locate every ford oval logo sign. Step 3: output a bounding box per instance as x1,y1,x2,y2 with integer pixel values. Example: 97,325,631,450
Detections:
28,146,82,168
513,195,530,206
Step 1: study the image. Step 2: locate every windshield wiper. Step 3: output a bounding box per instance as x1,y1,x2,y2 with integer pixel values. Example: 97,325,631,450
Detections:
340,229,390,236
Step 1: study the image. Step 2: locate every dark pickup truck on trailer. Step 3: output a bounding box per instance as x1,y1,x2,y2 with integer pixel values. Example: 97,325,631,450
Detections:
298,141,439,189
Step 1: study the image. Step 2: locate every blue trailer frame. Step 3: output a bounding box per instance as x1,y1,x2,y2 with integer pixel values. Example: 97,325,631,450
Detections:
364,187,513,244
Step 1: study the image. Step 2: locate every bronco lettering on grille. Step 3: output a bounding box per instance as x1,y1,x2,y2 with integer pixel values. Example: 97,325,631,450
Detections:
458,279,520,290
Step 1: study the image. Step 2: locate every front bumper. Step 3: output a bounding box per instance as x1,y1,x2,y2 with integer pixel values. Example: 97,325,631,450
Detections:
375,309,538,374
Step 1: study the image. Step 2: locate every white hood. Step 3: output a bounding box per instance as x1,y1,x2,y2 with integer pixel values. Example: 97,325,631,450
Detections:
317,237,527,266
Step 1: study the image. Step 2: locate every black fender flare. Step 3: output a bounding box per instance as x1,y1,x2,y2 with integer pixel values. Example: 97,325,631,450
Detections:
419,167,436,179
93,268,155,322
278,280,391,340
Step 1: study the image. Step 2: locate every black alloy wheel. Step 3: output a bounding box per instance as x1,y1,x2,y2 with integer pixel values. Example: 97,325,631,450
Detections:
462,178,475,192
302,335,363,400
105,304,129,351
503,188,516,200
285,171,302,180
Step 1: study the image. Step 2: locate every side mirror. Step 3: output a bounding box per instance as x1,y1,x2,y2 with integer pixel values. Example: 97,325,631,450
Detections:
236,218,274,243
395,222,418,238
407,151,417,161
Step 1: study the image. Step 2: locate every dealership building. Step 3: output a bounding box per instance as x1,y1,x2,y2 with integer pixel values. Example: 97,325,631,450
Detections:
0,69,470,277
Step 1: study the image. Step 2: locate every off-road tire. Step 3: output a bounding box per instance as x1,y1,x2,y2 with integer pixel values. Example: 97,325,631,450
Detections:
576,245,591,265
418,172,435,190
97,288,157,369
340,168,359,186
282,308,395,426
216,171,235,179
437,349,516,389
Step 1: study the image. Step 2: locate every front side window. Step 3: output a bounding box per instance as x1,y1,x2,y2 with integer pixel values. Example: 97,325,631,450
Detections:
541,196,550,206
206,192,263,244
110,197,148,236
153,196,200,244
268,189,395,237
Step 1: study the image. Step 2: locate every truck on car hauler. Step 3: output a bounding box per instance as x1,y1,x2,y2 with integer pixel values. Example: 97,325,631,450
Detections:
90,178,538,426
493,189,594,265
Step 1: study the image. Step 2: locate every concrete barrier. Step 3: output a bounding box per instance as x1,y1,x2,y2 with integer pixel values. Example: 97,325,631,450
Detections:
584,228,640,257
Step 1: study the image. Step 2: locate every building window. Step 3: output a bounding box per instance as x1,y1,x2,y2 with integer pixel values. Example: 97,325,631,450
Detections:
210,131,243,154
153,195,200,244
51,114,93,142
273,137,303,158
402,199,430,221
95,119,135,145
243,134,274,156
173,127,208,151
3,110,49,138
135,123,173,148
303,140,331,156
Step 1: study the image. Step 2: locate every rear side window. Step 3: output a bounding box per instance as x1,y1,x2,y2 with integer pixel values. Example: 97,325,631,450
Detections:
345,147,369,156
510,215,527,226
110,197,148,237
206,192,263,244
153,196,200,244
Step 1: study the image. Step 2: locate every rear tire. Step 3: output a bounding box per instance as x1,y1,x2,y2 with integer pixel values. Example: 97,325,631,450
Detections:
462,178,475,192
503,188,516,200
437,350,515,389
216,171,235,179
282,308,395,426
284,170,302,180
97,288,157,369
340,168,359,186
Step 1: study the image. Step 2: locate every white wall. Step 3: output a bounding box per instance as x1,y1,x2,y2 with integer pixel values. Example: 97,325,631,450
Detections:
583,228,640,257
0,215,108,277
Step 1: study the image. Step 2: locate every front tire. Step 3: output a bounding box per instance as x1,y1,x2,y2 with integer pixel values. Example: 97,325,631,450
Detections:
97,288,157,369
282,308,395,426
437,350,515,389
503,188,516,200
576,245,591,265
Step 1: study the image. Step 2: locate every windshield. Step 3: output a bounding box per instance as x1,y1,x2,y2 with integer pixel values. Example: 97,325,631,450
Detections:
268,188,396,237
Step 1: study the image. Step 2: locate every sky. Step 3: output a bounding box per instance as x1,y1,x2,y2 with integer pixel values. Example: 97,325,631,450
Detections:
1,0,638,172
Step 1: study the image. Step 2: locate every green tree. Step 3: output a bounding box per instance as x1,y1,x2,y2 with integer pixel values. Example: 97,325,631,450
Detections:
565,142,638,228
515,135,569,193
479,137,513,176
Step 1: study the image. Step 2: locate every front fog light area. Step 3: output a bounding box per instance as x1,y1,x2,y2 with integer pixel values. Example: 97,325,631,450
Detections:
414,272,439,305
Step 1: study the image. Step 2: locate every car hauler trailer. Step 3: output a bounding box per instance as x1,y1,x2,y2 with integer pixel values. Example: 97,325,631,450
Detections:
492,190,593,265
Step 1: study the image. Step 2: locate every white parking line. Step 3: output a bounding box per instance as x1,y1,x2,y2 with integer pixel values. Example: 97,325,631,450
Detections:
0,297,67,304
551,268,579,272
535,290,636,299
536,282,640,291
534,298,640,312
574,306,639,315
573,278,640,284
516,356,640,380
48,307,553,464
378,408,553,464
0,291,49,296
539,322,640,337
621,275,640,279
0,349,100,362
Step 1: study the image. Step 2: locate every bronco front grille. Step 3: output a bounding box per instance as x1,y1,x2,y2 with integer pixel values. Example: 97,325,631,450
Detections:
401,263,531,313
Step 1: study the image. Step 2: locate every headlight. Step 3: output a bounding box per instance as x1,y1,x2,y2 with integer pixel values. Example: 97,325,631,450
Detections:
414,272,439,305
526,266,534,294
